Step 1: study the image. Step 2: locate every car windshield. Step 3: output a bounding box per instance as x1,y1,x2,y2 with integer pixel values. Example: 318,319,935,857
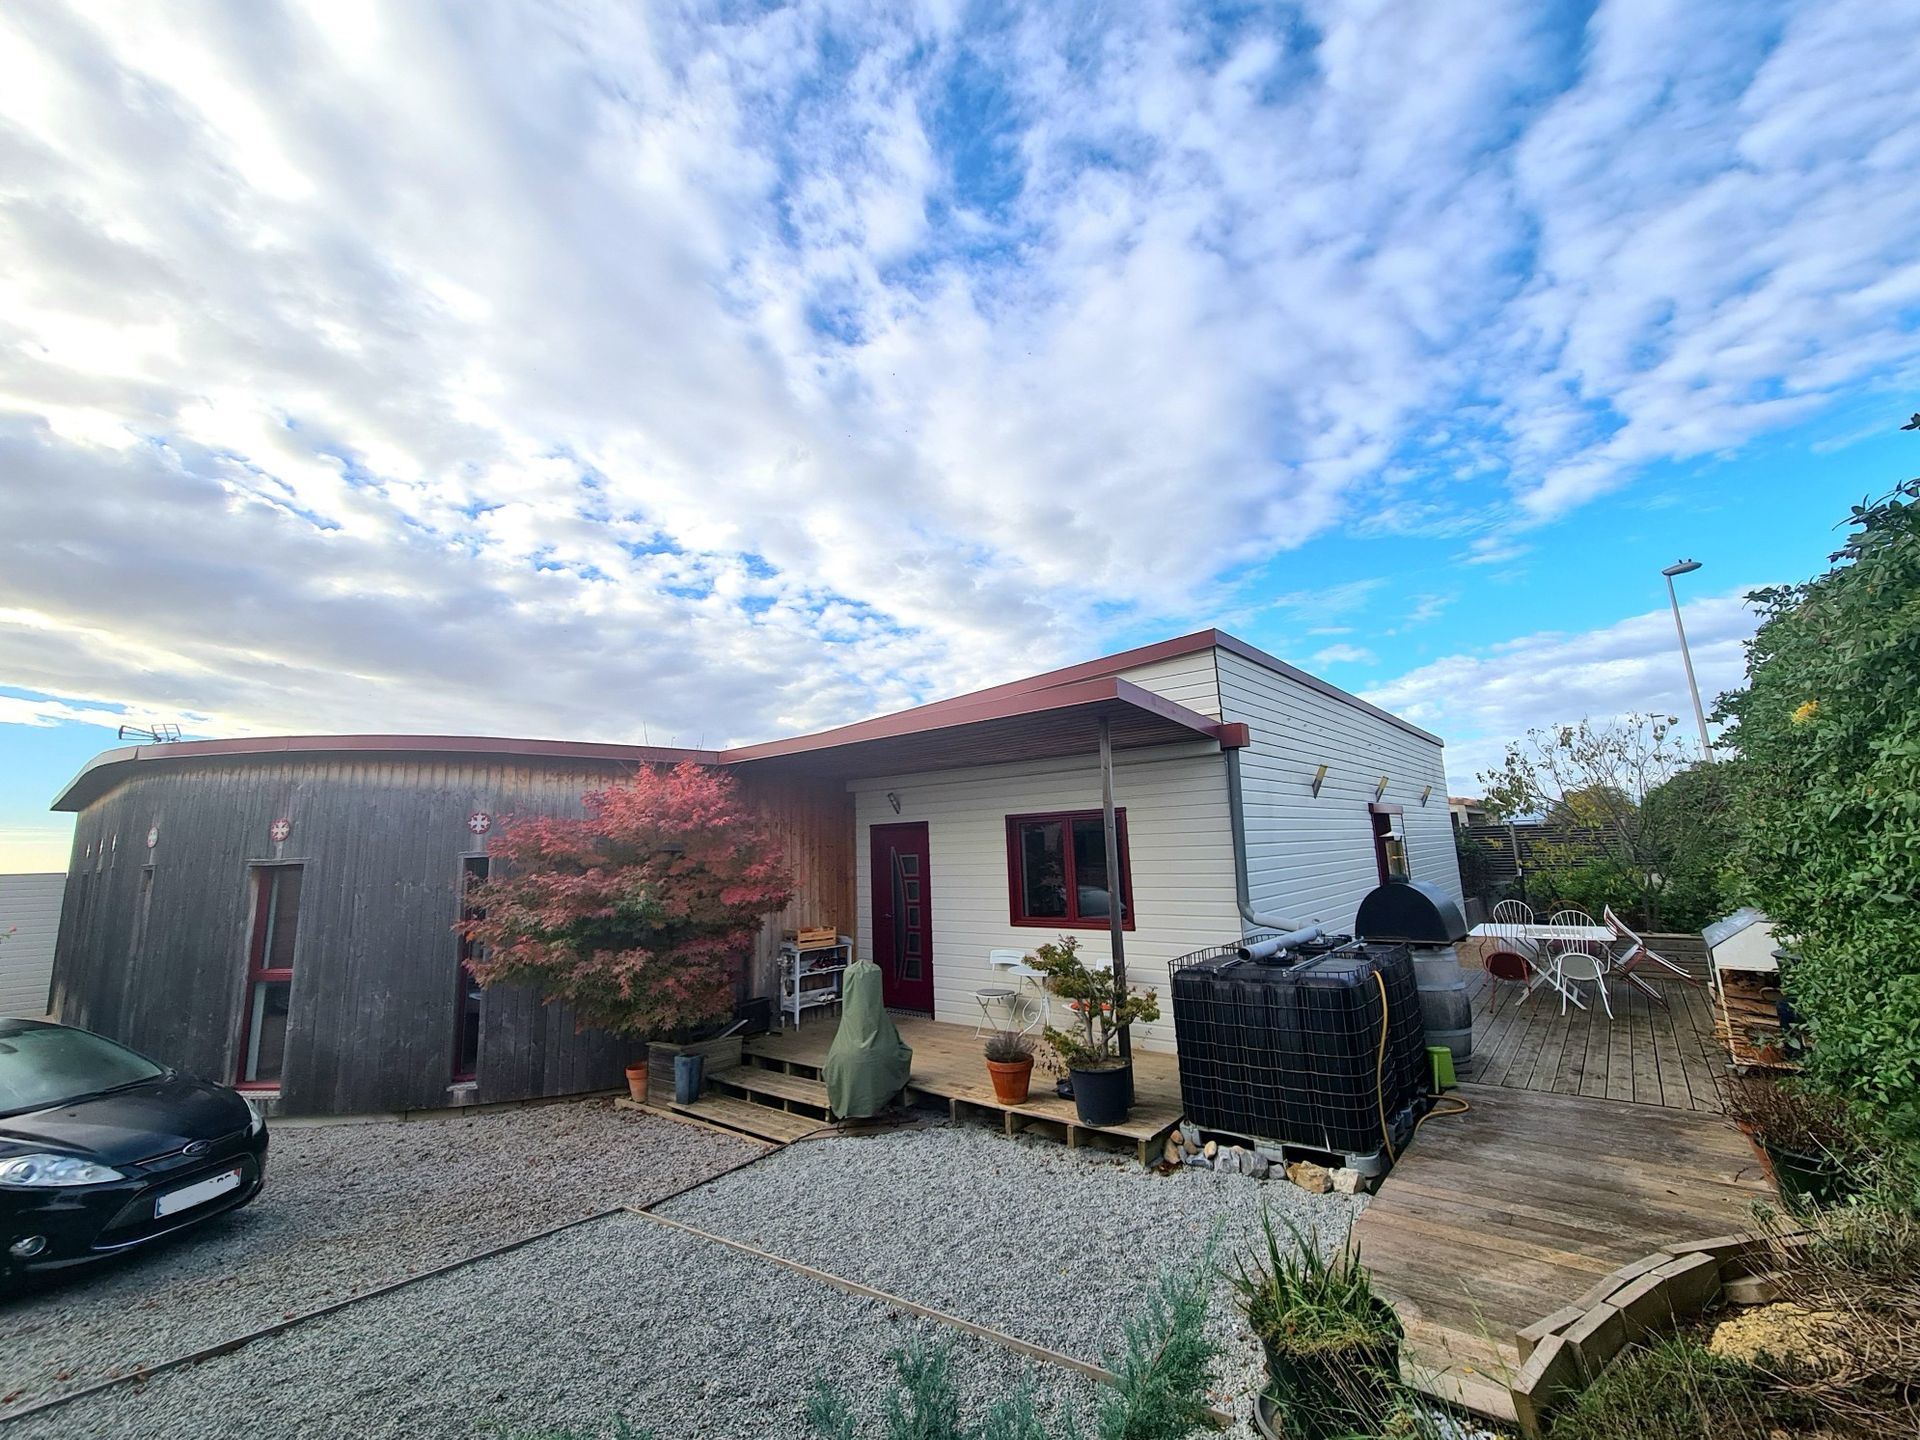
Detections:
0,1022,165,1117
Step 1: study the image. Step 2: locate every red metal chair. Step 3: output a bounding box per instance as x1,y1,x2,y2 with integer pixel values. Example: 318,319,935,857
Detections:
1482,949,1534,1014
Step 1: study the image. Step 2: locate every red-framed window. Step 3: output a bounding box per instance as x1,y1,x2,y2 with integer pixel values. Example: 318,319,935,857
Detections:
237,864,301,1089
1005,810,1135,929
453,855,489,1083
1370,803,1409,884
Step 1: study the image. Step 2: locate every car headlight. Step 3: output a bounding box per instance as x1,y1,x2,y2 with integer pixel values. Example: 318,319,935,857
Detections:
0,1153,126,1187
247,1101,267,1136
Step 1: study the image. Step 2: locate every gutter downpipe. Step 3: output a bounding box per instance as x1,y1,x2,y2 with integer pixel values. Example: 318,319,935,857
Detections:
1226,746,1323,961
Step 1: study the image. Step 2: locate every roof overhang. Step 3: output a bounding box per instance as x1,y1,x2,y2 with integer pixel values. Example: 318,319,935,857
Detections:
727,677,1244,781
50,682,1240,811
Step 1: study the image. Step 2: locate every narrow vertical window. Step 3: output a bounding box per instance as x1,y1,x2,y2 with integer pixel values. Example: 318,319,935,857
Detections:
1370,807,1409,884
238,865,301,1087
454,856,489,1082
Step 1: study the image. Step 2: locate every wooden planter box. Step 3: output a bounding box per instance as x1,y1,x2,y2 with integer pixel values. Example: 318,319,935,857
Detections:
644,1035,742,1105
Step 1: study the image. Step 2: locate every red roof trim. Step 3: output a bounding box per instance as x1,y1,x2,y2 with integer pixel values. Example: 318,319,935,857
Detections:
49,628,1440,812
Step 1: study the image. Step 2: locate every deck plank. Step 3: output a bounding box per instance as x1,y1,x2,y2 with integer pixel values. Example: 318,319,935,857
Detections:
1355,1082,1773,1421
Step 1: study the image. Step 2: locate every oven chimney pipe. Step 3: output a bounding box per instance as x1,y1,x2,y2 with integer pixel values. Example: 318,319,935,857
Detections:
1226,747,1323,959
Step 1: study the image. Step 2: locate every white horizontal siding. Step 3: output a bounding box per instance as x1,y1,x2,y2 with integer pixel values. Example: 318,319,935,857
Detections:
1217,649,1461,935
851,744,1241,1053
1116,652,1223,717
0,873,65,1018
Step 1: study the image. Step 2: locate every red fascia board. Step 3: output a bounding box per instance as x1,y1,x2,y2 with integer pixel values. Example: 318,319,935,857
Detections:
717,676,1227,764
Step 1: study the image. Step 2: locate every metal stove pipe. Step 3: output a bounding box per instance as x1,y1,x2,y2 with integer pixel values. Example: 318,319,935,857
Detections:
1225,746,1322,958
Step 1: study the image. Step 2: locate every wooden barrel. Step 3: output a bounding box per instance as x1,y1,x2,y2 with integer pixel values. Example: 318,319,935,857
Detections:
1412,945,1473,1066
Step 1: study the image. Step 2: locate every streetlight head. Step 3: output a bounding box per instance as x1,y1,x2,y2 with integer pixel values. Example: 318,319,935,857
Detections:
1662,559,1703,577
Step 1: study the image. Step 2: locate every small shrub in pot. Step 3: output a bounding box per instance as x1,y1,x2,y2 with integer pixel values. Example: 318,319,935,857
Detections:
1230,1215,1401,1440
1025,935,1159,1127
982,1029,1036,1105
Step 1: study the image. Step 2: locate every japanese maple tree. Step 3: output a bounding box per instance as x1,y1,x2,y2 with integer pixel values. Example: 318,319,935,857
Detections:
456,763,793,1039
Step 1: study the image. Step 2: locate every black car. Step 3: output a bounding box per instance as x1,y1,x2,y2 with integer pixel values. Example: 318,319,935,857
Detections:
1,1018,268,1287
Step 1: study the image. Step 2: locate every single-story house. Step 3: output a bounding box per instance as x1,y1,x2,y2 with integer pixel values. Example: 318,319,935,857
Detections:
45,629,1460,1115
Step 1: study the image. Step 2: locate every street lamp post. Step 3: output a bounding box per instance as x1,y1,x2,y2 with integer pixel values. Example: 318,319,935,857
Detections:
1662,559,1713,761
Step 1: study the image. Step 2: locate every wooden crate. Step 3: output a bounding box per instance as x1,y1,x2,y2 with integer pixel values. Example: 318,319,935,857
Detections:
645,1035,744,1105
787,926,839,950
1715,971,1797,1070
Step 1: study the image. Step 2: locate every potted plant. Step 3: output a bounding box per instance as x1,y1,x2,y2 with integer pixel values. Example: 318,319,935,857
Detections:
1722,1075,1865,1212
1025,935,1159,1127
1231,1216,1402,1440
982,1030,1036,1105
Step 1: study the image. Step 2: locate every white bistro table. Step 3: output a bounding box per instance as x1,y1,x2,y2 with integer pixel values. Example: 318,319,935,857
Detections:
1468,922,1612,1010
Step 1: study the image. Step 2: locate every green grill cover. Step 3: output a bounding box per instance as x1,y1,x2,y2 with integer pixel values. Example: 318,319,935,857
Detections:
825,960,913,1120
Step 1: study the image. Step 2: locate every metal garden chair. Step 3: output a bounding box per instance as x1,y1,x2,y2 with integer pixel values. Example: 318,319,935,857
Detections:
1547,908,1614,1018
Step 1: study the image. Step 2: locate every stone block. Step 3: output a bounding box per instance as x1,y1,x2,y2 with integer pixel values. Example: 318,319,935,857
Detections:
1562,1302,1628,1380
1654,1251,1723,1317
1724,1271,1782,1306
1516,1304,1586,1362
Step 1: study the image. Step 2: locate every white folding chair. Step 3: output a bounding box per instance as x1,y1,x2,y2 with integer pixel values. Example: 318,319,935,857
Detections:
973,985,1019,1035
1547,909,1613,1018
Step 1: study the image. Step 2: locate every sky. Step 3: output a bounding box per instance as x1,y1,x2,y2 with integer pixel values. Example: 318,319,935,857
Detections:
2,0,1917,873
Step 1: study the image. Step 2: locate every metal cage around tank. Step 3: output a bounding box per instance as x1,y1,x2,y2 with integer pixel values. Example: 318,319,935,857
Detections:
1168,932,1428,1172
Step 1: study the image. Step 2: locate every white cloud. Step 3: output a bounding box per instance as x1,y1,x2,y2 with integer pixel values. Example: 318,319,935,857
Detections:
1310,643,1377,668
0,2,1909,756
1365,587,1763,791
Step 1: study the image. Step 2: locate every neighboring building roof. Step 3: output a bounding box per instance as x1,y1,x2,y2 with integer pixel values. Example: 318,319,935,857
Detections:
50,628,1433,810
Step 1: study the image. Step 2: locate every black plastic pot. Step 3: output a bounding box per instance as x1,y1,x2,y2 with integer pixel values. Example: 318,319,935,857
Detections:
1259,1325,1399,1440
1069,1062,1132,1126
1765,1142,1852,1213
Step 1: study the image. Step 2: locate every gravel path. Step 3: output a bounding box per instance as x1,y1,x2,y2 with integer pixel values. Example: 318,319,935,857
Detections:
658,1123,1365,1423
0,1100,764,1415
6,1211,1110,1440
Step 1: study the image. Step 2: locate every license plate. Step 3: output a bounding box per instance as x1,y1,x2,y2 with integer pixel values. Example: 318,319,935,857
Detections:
154,1167,242,1218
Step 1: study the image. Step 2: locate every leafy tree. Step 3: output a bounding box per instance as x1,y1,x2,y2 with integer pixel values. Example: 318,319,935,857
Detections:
1718,454,1920,1135
456,762,793,1040
1480,716,1699,926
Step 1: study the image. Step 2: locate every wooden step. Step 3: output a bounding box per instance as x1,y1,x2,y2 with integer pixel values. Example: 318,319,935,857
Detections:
710,1066,831,1115
671,1093,821,1144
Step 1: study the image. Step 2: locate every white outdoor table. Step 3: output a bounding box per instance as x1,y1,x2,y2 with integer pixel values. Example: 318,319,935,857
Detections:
1468,922,1611,1008
989,953,1053,1032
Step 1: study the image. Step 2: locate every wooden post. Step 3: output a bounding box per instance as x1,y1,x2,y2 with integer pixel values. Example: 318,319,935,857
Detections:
1098,717,1130,1067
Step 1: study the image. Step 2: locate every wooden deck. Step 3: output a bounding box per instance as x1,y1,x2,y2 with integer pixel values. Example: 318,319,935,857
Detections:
1463,966,1726,1112
743,1016,1185,1164
1353,1083,1774,1421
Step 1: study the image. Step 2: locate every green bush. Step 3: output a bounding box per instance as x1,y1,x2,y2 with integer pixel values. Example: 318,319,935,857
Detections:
1718,465,1920,1137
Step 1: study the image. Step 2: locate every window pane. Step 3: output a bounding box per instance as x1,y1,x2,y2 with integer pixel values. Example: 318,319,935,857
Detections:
455,965,483,1079
266,868,301,971
244,980,292,1083
1018,821,1068,918
1072,819,1112,919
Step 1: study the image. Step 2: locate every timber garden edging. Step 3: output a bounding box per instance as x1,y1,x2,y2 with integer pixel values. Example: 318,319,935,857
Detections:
1507,1228,1798,1435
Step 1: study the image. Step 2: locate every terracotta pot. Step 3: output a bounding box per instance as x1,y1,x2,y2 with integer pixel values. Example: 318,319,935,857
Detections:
985,1056,1034,1105
624,1064,647,1103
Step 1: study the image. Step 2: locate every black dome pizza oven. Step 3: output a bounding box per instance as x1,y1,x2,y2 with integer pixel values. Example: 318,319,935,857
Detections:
1354,879,1474,1067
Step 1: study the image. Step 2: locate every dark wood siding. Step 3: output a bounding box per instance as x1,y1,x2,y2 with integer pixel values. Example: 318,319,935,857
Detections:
49,754,852,1116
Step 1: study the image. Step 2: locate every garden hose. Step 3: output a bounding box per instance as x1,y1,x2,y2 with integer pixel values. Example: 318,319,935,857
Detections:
1416,1096,1472,1130
1373,971,1395,1163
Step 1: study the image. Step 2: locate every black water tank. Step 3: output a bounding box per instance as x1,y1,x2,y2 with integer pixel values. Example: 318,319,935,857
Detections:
1169,936,1425,1166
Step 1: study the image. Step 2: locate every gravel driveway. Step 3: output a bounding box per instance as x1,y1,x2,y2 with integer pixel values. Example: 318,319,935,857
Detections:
4,1112,1362,1437
6,1212,1109,1440
0,1099,765,1416
658,1124,1364,1420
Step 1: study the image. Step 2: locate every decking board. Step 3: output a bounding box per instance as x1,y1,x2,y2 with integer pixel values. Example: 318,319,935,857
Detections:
1355,1083,1774,1421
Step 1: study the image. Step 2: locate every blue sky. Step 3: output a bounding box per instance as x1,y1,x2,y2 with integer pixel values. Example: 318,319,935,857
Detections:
1,0,1917,871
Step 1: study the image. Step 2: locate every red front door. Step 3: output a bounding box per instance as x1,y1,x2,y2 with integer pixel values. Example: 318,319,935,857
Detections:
870,822,933,1015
